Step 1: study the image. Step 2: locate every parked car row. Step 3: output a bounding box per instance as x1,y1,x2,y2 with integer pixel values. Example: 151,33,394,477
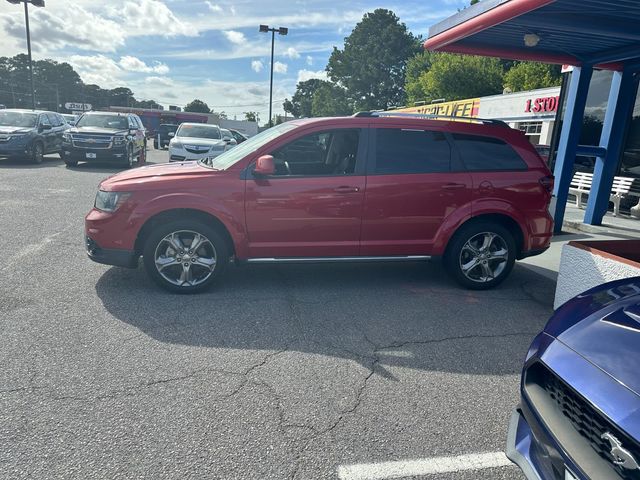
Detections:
0,108,147,168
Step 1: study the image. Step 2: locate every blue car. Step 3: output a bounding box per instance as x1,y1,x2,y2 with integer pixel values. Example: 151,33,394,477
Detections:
508,277,640,480
0,109,68,163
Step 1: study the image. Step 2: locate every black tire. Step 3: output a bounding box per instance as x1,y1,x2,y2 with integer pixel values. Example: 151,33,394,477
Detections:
444,221,516,290
142,219,229,294
31,141,44,164
64,160,78,168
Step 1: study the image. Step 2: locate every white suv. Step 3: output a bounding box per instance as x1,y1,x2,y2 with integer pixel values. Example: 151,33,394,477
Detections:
168,123,230,162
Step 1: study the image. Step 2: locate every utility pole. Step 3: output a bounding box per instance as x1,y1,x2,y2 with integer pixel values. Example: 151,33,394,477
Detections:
259,25,288,128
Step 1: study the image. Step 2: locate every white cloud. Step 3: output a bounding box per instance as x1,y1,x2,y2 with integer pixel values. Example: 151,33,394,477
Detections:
120,0,195,37
273,61,288,74
119,56,169,74
68,55,123,88
205,1,223,12
297,69,328,83
2,4,125,53
306,56,314,66
224,30,246,45
283,47,300,59
251,60,264,73
145,76,175,87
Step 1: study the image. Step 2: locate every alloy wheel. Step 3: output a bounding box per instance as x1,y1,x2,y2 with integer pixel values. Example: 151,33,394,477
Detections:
153,230,217,287
33,143,43,163
459,231,509,283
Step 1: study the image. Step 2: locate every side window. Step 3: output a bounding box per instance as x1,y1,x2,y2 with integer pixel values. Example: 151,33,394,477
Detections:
452,133,527,171
39,114,51,127
374,128,451,174
269,129,360,177
47,113,61,127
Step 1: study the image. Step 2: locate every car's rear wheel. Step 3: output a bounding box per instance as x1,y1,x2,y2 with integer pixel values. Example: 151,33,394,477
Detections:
64,159,78,168
444,222,516,290
142,220,229,293
31,141,44,164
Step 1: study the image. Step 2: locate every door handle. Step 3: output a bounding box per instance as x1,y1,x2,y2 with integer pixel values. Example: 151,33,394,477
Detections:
333,186,360,193
442,183,466,190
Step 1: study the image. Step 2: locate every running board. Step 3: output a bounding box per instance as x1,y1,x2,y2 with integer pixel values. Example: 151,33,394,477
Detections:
245,256,431,264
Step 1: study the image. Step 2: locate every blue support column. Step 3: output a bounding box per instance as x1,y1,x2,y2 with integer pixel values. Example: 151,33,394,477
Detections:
552,65,594,233
584,69,637,224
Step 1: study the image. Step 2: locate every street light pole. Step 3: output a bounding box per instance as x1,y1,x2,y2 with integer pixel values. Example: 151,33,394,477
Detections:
7,1,46,111
23,1,35,110
259,25,288,128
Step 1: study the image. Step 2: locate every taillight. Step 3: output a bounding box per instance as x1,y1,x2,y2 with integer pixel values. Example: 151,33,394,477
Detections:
539,176,554,193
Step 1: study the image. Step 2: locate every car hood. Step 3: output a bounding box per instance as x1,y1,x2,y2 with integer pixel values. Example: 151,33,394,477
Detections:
100,161,220,189
69,126,128,135
546,277,640,397
174,136,226,147
0,126,34,134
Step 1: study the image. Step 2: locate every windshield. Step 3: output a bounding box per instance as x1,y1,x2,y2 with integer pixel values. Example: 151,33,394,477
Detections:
200,123,298,170
0,112,37,128
76,114,129,129
177,124,221,139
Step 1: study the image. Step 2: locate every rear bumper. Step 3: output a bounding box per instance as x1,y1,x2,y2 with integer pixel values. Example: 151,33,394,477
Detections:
518,247,549,260
85,236,138,268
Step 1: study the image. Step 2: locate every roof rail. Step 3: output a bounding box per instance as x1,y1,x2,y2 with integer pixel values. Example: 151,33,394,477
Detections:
355,111,511,128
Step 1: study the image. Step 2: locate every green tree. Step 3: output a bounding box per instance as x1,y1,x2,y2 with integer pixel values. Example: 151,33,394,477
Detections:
327,9,420,111
419,53,504,101
244,111,259,122
184,99,211,113
110,87,136,107
404,51,432,104
283,78,327,118
311,83,352,117
503,61,562,92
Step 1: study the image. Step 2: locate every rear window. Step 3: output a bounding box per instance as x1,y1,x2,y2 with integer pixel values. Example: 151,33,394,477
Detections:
375,128,450,174
452,133,527,171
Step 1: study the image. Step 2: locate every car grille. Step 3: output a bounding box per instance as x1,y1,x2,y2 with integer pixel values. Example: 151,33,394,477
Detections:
72,134,112,149
184,145,211,154
531,363,640,479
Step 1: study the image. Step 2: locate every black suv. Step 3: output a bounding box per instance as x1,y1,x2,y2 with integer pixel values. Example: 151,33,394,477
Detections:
153,123,178,149
0,109,69,163
61,112,146,168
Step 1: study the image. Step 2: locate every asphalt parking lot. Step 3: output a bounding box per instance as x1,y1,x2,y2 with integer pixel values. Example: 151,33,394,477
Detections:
0,147,555,479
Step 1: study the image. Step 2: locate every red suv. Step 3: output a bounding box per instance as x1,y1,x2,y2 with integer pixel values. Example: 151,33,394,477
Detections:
85,114,553,293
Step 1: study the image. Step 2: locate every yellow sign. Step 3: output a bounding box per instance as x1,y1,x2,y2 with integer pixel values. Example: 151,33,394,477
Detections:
391,98,480,118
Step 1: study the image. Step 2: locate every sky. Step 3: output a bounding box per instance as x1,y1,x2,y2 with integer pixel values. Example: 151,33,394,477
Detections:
0,0,468,120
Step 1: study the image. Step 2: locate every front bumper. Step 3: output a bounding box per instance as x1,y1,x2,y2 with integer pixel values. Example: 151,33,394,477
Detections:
168,148,224,162
85,235,138,268
0,140,31,157
62,144,128,163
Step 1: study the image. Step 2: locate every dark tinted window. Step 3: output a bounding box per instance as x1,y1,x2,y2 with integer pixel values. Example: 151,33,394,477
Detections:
452,133,527,171
375,128,450,174
39,114,51,126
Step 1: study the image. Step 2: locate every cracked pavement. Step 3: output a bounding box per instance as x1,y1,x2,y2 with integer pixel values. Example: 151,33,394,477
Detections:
0,151,555,479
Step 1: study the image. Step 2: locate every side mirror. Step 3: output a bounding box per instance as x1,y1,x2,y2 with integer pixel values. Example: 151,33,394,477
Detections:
254,155,275,176
168,132,175,137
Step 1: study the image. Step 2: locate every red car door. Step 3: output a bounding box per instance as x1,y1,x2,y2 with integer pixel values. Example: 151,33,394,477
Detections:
361,126,473,256
245,127,367,258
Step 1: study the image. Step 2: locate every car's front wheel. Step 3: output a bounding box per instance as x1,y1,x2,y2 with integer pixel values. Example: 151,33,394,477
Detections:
142,220,229,293
31,141,44,164
444,222,516,290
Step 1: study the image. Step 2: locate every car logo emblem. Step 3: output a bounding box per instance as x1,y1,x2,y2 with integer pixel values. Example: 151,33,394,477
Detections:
602,432,640,470
87,139,96,143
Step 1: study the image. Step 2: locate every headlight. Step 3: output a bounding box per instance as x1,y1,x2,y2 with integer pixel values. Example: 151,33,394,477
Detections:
8,133,27,141
113,135,126,145
170,140,183,149
94,190,131,213
62,132,71,142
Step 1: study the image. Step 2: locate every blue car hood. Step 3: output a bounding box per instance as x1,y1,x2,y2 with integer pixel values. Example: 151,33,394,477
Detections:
546,277,640,397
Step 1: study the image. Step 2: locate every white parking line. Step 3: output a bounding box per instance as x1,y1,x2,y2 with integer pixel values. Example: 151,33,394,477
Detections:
337,452,512,480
